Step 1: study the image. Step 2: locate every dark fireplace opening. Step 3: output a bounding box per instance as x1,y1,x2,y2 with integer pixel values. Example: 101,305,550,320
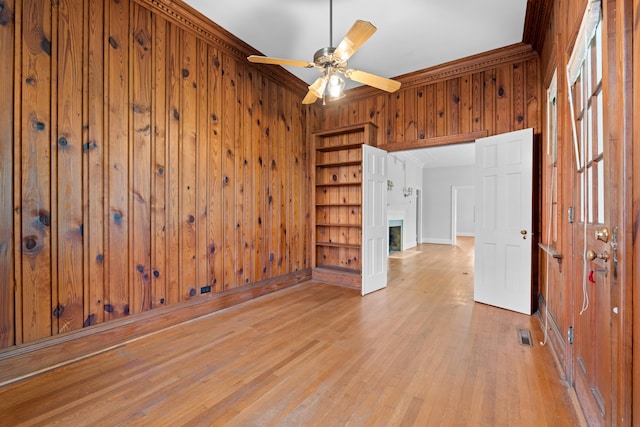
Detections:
389,225,402,253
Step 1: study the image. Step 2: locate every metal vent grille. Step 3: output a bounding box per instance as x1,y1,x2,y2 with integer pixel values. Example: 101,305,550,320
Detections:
518,329,533,346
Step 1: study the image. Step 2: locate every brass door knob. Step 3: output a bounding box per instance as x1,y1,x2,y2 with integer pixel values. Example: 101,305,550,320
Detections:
595,227,610,243
586,249,609,262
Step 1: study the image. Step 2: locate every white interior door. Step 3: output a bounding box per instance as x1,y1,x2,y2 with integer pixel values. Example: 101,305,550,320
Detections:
362,144,388,295
474,128,533,314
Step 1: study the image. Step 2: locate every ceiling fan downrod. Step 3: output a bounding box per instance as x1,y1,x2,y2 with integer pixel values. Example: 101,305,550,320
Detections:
329,0,333,48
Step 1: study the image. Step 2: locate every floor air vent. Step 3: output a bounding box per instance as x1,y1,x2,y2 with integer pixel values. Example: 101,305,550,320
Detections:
518,329,533,346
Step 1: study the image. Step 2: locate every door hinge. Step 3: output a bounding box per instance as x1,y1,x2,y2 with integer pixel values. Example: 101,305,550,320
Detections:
568,326,574,344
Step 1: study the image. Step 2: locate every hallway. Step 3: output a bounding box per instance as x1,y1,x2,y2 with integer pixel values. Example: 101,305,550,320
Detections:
0,238,582,426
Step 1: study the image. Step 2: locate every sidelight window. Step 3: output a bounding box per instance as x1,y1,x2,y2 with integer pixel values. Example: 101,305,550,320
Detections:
567,0,603,225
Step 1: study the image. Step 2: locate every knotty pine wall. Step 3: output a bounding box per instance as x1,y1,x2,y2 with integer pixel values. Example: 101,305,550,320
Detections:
0,0,313,349
318,44,540,150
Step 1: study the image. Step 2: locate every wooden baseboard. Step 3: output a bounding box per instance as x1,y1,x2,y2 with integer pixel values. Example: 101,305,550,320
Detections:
312,267,361,290
535,294,569,381
0,269,311,386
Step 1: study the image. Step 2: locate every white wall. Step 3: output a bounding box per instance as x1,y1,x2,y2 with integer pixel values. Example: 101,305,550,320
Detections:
456,187,475,236
386,154,422,250
422,165,475,244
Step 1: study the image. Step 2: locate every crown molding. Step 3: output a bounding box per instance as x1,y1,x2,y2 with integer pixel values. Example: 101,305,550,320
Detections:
523,0,553,52
343,43,538,101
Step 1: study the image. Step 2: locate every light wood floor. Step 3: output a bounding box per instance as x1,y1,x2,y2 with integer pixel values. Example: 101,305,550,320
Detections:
0,238,582,426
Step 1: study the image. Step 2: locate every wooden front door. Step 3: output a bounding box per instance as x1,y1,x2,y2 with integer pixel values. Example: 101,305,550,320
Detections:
568,6,614,424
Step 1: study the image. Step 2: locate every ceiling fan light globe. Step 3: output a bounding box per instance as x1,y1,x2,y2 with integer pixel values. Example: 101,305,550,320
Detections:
327,74,345,99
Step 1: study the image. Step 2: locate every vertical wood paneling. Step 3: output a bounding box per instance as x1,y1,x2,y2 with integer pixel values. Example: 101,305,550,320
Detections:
268,83,280,278
416,86,426,140
526,58,539,131
221,53,236,289
21,0,53,341
459,74,472,134
322,52,538,148
106,0,130,320
391,91,404,142
207,47,223,293
0,0,15,347
425,85,436,138
472,73,484,132
85,0,105,325
435,81,446,136
235,61,246,286
4,0,312,350
243,67,256,283
56,0,85,332
130,4,152,313
447,78,460,135
12,0,23,345
195,39,209,291
292,100,303,271
512,62,525,130
287,96,299,272
180,30,197,299
494,63,512,135
252,72,266,282
404,89,417,141
151,14,167,308
483,69,497,136
166,23,181,305
276,87,287,276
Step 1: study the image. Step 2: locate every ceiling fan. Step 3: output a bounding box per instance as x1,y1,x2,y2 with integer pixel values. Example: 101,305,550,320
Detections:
247,0,401,104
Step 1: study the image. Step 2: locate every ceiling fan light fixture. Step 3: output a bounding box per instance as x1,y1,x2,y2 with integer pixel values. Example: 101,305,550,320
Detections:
327,73,345,100
309,77,328,98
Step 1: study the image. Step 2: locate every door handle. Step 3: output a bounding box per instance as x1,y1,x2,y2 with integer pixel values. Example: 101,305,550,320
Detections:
520,229,527,240
586,249,609,262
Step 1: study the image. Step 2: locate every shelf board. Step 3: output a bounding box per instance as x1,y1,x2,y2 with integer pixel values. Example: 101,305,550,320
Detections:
316,223,362,228
316,143,363,152
316,182,361,187
316,160,362,168
315,242,361,249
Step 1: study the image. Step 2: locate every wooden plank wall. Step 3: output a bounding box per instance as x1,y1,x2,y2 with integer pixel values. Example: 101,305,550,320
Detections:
318,44,540,148
0,0,311,349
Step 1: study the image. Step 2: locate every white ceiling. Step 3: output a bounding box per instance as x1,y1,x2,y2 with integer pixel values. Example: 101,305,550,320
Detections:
183,0,526,166
185,0,528,89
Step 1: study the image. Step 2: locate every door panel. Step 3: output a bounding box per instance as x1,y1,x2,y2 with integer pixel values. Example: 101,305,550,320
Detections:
474,128,533,315
361,144,387,295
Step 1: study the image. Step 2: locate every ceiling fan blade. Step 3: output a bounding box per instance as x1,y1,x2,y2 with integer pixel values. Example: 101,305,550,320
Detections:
333,20,377,63
302,90,319,104
346,69,401,93
247,55,314,68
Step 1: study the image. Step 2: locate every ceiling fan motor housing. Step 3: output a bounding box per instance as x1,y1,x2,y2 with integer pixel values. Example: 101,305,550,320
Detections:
314,47,338,67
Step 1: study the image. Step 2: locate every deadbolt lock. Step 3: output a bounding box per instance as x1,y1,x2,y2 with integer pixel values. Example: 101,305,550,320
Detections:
595,227,610,243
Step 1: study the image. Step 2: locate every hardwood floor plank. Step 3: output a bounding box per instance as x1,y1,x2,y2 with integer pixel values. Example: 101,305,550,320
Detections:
0,238,581,426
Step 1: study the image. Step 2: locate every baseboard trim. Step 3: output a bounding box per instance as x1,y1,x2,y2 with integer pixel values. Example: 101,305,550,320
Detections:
421,238,453,245
535,293,569,381
0,269,311,386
